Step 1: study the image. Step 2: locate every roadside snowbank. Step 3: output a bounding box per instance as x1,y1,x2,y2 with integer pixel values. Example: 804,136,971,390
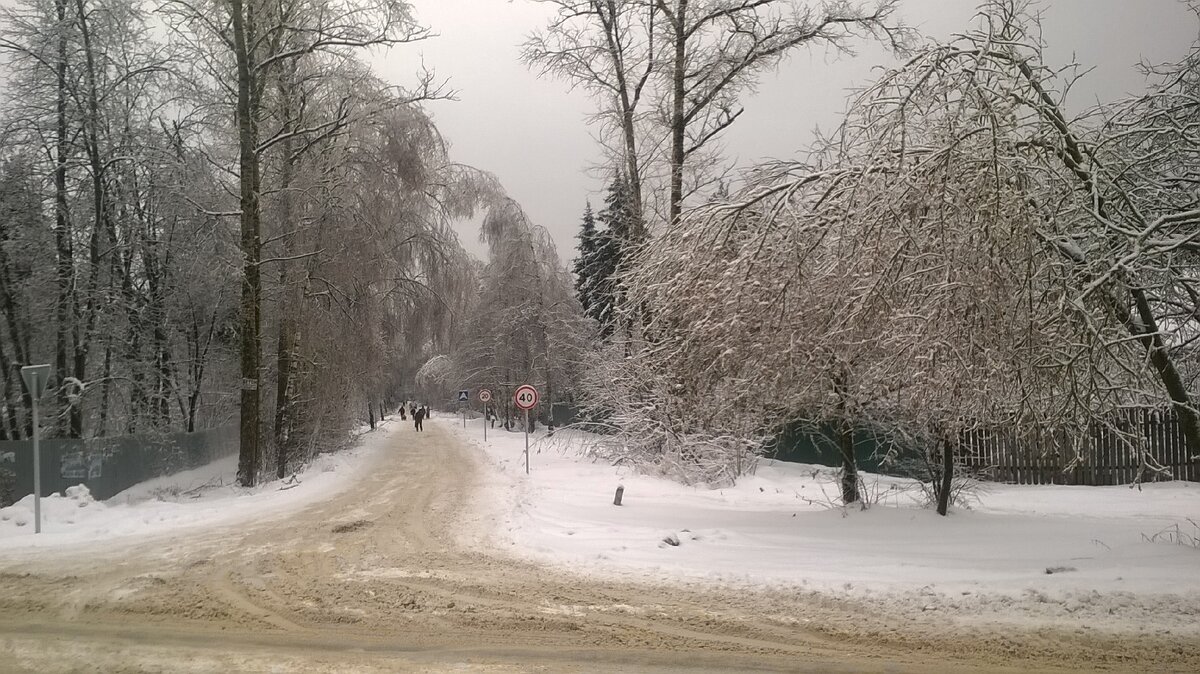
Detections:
0,421,396,552
445,419,1200,632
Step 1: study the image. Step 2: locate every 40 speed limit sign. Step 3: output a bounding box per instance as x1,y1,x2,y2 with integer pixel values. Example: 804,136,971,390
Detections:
513,384,538,411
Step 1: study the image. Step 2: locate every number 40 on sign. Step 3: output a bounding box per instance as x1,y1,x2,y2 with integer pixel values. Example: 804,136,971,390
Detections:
513,384,538,410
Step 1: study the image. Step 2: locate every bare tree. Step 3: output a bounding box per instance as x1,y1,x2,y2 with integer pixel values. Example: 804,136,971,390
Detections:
525,0,657,236
526,0,906,233
651,0,905,226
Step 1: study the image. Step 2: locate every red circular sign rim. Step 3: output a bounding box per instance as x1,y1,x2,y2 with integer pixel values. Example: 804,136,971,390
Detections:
513,385,539,410
478,389,492,402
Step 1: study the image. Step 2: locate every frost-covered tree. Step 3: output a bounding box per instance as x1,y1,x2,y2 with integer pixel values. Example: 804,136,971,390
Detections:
161,0,440,486
451,199,589,429
608,0,1200,505
0,0,235,440
0,0,498,491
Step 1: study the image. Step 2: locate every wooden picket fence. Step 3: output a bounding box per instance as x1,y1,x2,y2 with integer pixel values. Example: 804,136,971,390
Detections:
958,408,1198,486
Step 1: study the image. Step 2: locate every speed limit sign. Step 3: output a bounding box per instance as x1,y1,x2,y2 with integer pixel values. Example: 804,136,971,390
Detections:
513,384,538,411
479,389,492,403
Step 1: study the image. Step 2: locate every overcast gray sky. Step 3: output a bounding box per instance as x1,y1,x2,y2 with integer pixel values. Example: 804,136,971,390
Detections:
371,1,1199,262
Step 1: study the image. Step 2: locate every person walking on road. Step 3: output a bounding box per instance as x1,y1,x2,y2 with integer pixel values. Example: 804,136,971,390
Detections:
413,405,426,432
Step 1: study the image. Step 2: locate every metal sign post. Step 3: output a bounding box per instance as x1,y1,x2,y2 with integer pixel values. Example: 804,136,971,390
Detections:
457,390,470,428
20,364,52,534
479,389,492,442
513,385,538,475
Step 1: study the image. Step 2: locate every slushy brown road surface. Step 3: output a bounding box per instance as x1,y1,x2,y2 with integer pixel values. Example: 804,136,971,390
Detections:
1,423,1194,672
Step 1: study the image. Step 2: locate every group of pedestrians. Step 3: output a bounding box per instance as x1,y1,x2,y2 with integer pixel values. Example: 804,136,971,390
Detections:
400,402,430,432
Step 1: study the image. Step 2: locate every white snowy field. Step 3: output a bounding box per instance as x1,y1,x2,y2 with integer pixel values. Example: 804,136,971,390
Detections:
0,420,397,551
446,418,1200,632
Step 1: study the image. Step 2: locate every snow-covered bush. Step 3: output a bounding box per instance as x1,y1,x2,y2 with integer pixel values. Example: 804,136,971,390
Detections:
574,342,768,487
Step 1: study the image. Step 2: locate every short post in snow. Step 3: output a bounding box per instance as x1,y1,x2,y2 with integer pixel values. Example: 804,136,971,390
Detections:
20,364,52,534
478,388,492,442
513,384,538,475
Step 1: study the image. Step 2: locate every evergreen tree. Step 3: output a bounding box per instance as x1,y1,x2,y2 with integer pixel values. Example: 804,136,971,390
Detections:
574,174,637,340
573,202,599,315
591,175,636,339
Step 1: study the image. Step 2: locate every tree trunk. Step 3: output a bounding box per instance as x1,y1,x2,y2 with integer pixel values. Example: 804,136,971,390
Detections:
667,2,687,227
0,237,28,439
231,0,263,487
0,342,20,440
71,0,114,439
145,242,173,430
833,368,858,505
97,343,112,436
596,0,646,237
53,0,74,437
1017,59,1200,460
186,307,216,433
273,312,294,478
935,435,954,516
837,418,858,505
1128,287,1200,458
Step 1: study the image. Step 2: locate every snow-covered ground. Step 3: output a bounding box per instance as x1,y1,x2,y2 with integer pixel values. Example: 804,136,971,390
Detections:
4,414,1197,633
448,418,1200,631
0,421,396,551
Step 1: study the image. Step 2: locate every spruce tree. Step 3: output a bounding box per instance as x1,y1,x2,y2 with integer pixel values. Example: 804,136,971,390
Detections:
573,202,599,315
574,175,637,340
590,175,635,339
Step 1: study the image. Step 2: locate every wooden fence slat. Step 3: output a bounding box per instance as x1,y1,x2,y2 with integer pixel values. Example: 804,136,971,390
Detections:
943,408,1194,487
1009,430,1016,485
1106,415,1114,485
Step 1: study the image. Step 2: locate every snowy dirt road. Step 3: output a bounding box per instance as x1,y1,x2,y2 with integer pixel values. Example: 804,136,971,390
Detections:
0,424,1195,673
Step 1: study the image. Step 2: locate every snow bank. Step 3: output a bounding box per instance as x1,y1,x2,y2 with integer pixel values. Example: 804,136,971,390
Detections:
0,421,397,552
446,419,1200,632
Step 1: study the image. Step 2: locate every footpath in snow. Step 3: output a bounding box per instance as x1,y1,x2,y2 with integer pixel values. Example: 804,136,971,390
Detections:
446,417,1200,632
0,421,396,553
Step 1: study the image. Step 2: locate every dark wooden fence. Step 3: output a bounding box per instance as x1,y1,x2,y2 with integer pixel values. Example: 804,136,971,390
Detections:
959,409,1197,485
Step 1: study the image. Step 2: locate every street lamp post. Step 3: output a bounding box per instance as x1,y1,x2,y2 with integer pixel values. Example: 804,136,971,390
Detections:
20,364,52,534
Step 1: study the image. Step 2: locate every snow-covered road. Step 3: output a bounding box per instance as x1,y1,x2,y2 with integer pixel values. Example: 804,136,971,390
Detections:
0,418,1196,673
